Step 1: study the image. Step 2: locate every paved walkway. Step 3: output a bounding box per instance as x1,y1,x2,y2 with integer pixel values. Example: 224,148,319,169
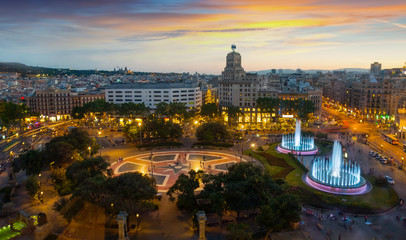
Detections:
110,151,245,192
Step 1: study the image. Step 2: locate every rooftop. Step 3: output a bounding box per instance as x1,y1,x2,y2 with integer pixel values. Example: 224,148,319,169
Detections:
106,82,199,89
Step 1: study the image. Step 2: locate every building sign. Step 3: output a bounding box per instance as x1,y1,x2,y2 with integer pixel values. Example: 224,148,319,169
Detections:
282,115,294,118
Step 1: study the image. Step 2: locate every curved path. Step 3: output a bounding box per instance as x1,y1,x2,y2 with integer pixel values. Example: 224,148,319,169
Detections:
110,151,245,192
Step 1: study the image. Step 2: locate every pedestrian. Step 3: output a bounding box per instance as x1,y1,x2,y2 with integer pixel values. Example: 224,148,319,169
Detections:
364,216,367,222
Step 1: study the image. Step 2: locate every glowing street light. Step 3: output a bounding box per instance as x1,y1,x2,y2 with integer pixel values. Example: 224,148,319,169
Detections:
88,146,91,156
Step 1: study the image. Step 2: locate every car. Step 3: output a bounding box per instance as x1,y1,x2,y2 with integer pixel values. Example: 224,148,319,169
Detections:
380,159,388,164
369,151,375,155
385,176,395,185
375,154,382,159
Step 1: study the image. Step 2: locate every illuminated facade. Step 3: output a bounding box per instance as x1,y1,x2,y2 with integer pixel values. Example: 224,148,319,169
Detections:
106,82,202,110
219,46,322,125
218,45,265,124
26,88,104,117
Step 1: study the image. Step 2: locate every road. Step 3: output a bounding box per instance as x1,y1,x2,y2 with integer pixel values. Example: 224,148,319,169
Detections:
322,106,406,200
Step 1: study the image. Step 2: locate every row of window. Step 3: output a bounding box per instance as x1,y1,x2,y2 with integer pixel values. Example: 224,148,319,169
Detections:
108,89,196,94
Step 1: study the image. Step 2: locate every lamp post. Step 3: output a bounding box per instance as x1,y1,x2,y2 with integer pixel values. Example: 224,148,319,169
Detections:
402,157,404,169
138,122,142,144
88,146,91,157
381,144,383,154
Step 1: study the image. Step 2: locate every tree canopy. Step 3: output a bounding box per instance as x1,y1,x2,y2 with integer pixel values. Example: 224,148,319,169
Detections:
196,122,230,143
0,102,31,128
256,97,316,121
71,99,150,119
200,103,219,120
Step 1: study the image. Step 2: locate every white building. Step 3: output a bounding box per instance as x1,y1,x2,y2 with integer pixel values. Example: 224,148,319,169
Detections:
105,82,202,110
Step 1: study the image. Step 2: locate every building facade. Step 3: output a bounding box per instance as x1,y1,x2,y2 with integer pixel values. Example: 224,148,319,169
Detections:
105,82,202,110
26,88,104,116
218,47,264,124
218,46,321,125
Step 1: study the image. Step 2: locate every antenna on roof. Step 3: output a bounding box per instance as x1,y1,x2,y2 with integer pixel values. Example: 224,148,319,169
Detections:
231,44,236,52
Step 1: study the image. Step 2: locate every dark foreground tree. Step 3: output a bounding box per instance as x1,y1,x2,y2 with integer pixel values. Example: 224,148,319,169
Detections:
167,169,204,211
256,194,301,231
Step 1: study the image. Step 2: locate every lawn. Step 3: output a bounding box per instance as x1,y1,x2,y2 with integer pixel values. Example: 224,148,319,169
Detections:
315,140,333,154
247,142,399,213
0,225,20,240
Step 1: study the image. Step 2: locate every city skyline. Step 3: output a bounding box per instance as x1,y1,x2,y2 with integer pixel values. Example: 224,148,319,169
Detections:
1,0,406,73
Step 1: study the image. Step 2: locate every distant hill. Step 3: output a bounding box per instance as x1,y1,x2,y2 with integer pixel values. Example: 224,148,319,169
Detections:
0,62,189,77
0,62,121,77
249,68,369,75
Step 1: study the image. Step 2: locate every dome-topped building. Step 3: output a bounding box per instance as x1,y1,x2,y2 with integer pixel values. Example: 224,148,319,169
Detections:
222,44,245,82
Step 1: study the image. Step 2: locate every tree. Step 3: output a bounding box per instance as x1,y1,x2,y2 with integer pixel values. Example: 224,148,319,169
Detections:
44,141,76,167
13,150,45,175
199,173,227,225
200,103,219,120
196,122,230,142
127,117,183,143
226,106,243,126
105,172,157,214
297,99,316,121
25,175,39,197
256,97,279,121
73,174,108,203
279,99,315,121
256,194,301,231
167,169,204,211
226,223,253,240
156,102,187,122
51,167,74,196
66,156,113,187
223,162,282,218
0,102,29,128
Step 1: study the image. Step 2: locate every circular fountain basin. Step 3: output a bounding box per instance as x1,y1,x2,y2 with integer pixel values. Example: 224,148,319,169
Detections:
277,144,319,155
304,173,371,195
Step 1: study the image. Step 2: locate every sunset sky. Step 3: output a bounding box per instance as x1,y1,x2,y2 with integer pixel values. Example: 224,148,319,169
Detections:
1,0,406,73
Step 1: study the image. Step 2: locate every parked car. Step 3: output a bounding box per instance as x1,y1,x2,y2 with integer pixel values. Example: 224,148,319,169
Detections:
369,151,375,156
380,159,388,164
385,176,395,185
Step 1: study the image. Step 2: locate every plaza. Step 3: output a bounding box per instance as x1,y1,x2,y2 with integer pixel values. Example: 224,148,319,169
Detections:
111,151,244,191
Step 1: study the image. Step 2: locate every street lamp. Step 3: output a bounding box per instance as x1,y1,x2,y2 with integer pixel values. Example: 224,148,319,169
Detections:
138,122,142,144
381,144,383,154
88,146,91,157
402,157,404,168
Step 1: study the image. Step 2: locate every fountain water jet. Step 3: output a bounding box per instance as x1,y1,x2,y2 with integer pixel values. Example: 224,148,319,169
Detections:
277,119,318,155
304,140,369,195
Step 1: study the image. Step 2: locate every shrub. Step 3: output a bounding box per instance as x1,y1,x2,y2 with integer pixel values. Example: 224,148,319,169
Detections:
0,186,12,203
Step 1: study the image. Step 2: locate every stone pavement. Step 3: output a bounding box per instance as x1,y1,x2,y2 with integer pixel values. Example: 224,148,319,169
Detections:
300,205,406,240
110,151,244,192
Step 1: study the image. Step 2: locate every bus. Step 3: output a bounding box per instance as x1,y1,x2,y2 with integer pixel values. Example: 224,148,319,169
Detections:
382,134,399,145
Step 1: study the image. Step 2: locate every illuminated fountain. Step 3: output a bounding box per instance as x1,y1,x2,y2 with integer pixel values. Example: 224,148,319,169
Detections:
277,119,318,155
304,141,369,195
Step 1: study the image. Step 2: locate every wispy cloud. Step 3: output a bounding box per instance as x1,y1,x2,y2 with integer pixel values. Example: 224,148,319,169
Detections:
1,0,406,72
